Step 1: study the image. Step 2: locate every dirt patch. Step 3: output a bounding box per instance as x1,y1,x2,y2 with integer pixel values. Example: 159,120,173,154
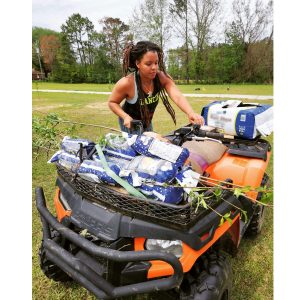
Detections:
33,104,72,111
85,102,111,114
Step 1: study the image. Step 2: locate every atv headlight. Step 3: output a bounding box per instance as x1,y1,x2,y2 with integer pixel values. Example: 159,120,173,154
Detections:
145,239,183,258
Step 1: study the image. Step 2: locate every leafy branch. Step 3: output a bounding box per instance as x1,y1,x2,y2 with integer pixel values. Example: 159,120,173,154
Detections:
165,176,272,227
32,113,122,160
32,113,77,159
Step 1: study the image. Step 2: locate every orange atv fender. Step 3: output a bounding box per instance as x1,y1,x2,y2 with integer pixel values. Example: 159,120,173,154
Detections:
206,152,271,200
54,188,72,222
135,213,240,279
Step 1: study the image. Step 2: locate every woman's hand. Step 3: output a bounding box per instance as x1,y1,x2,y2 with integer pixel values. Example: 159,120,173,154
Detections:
123,114,133,129
188,112,205,126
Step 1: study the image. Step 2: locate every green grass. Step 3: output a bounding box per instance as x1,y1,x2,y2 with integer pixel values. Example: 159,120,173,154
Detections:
32,81,273,96
32,85,273,299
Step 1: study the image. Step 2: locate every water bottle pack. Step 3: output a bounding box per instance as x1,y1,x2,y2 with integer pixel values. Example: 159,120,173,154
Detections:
127,134,189,168
49,134,200,205
61,136,96,158
48,150,81,173
102,133,137,160
77,159,121,185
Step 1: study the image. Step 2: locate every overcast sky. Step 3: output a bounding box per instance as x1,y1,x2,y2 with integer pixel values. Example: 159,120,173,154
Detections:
32,0,233,47
32,0,143,32
32,0,273,48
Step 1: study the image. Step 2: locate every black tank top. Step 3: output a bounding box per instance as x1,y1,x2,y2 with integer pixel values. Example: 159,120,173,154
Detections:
122,72,161,128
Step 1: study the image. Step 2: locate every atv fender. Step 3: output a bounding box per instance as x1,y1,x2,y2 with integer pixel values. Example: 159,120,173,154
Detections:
206,152,271,200
135,213,240,279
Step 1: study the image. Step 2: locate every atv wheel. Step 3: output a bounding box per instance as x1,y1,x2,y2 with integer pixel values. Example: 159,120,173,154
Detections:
244,204,265,237
39,229,72,282
191,251,232,300
245,173,269,237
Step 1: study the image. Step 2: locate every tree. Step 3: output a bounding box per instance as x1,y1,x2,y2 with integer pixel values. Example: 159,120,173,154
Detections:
32,27,60,75
189,0,222,82
99,17,132,78
170,0,191,83
87,32,116,83
167,47,187,81
61,13,96,77
204,43,244,83
130,0,172,49
39,35,61,76
226,0,273,47
32,27,60,45
50,34,80,83
225,0,273,81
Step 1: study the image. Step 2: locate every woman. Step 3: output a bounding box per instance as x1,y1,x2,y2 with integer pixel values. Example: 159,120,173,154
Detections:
108,41,204,134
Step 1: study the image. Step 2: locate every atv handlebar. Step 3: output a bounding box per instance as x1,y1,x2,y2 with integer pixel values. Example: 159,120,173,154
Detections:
35,187,183,299
130,120,143,135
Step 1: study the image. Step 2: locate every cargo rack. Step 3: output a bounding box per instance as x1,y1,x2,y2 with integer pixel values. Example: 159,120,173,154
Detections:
56,165,229,230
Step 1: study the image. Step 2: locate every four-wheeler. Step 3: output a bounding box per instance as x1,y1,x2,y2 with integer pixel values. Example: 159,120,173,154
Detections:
36,123,271,299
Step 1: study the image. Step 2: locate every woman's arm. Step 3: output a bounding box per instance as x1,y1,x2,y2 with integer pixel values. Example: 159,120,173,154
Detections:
158,72,204,125
108,77,133,128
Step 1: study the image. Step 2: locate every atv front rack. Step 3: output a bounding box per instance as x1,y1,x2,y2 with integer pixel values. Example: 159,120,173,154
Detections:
56,165,224,231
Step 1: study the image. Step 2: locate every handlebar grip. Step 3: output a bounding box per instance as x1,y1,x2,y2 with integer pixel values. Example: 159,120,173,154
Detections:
130,120,143,135
192,124,234,140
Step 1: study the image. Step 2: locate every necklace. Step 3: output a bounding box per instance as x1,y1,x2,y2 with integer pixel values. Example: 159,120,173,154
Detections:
142,81,154,97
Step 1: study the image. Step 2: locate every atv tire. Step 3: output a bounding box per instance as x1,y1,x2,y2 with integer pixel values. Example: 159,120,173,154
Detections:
39,229,72,282
144,252,232,300
245,173,269,237
192,251,232,300
244,204,265,237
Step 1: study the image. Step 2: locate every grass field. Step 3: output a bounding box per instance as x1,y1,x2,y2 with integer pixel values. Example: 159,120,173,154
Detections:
32,81,273,96
32,83,273,300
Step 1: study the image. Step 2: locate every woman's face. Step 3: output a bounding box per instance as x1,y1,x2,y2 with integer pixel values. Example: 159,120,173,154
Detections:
136,51,159,80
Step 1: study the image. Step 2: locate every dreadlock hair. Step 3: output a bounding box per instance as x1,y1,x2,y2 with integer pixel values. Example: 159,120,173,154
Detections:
122,41,176,128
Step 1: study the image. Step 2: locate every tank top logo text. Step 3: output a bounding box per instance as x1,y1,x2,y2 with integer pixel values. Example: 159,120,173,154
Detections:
140,94,159,106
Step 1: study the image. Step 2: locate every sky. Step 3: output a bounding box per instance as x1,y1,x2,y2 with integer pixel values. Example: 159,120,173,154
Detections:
32,0,234,47
32,0,143,32
32,0,272,47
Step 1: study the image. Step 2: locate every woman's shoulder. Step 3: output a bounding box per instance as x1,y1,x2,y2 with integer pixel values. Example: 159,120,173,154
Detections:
157,71,173,86
111,73,135,99
115,73,135,89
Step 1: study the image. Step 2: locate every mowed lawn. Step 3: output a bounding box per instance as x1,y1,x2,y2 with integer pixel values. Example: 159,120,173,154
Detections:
32,81,273,96
32,83,273,300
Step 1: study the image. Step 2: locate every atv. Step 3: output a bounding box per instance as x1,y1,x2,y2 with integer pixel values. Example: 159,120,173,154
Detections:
35,122,271,300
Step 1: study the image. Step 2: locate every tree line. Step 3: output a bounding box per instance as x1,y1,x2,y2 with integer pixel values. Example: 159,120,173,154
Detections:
32,0,273,84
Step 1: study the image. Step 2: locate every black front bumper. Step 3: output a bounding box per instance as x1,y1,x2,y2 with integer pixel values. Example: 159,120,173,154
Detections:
36,187,183,299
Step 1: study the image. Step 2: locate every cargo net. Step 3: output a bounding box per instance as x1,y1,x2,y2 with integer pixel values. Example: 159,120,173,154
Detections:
57,165,221,230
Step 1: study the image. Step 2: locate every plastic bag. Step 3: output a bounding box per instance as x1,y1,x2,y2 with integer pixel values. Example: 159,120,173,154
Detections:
127,134,189,168
120,155,178,185
104,155,131,170
175,167,200,194
61,136,95,158
138,183,183,204
48,150,81,173
102,133,137,160
138,184,157,199
77,159,121,185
